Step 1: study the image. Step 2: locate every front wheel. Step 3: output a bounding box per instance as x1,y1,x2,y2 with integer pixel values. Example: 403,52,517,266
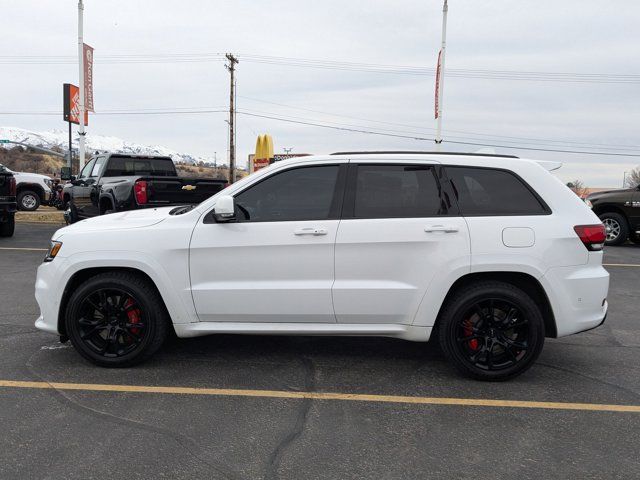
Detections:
65,271,168,367
438,281,545,381
17,190,40,211
600,212,628,246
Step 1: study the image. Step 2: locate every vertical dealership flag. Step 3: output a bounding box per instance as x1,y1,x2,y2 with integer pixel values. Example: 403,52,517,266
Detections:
83,43,94,112
63,83,88,126
434,50,442,119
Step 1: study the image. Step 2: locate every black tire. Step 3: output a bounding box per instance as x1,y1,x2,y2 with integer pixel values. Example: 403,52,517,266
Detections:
17,190,41,211
438,281,545,381
67,202,80,224
599,212,629,246
629,233,640,245
65,271,168,367
0,215,15,237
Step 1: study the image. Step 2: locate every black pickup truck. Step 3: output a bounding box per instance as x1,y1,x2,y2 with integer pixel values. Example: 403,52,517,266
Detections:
63,154,227,223
587,185,640,245
0,165,17,237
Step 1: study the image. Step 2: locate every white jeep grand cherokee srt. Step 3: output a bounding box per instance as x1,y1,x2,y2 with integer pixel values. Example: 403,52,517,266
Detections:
35,152,609,380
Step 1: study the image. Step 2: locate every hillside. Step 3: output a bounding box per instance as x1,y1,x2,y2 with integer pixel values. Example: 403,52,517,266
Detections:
0,126,217,166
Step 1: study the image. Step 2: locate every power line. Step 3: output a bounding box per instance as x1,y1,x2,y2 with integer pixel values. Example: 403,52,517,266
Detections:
236,95,640,151
3,105,639,156
235,111,640,157
1,52,638,84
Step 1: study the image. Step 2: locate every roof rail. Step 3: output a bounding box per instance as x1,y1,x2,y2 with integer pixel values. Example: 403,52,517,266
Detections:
329,151,519,159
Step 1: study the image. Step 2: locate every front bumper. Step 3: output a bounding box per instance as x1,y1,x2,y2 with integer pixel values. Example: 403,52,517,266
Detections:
34,259,66,335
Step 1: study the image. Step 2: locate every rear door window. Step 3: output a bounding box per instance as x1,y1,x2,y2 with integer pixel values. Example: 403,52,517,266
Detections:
445,166,549,216
348,164,447,218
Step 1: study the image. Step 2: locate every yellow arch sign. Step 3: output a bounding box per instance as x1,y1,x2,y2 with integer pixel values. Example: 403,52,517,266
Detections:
254,134,274,172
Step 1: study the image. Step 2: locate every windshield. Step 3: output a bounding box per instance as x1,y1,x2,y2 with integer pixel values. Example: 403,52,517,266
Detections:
0,164,9,174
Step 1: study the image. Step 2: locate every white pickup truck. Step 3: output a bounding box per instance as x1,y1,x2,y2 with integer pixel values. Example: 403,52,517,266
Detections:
0,164,52,211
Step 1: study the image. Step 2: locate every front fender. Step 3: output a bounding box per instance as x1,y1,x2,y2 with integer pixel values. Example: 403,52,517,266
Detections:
59,250,197,326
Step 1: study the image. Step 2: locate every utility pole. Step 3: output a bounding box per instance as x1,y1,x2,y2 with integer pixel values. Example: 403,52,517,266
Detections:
435,0,448,150
283,147,293,154
225,53,239,184
77,0,86,168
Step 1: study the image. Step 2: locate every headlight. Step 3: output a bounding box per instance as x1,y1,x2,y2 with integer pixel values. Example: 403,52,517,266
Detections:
44,241,62,262
584,199,593,209
45,179,53,188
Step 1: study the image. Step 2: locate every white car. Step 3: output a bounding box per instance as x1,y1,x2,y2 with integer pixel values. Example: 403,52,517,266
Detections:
34,152,609,380
0,164,52,211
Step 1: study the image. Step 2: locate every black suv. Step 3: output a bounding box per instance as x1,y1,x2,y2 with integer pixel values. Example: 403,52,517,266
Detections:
0,165,17,237
587,186,640,245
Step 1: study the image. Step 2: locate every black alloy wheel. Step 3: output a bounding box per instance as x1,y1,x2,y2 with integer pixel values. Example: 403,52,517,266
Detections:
66,271,168,367
439,281,544,381
75,288,147,358
456,299,530,371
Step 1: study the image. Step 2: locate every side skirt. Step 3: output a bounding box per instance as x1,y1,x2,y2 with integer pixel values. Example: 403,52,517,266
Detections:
173,322,431,342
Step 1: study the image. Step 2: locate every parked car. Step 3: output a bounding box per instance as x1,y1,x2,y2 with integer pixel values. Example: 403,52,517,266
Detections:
0,165,17,237
35,152,609,380
586,186,640,245
0,164,52,211
62,153,227,223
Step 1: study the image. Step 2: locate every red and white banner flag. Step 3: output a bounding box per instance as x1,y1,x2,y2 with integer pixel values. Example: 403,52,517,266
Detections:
434,50,442,119
83,43,94,112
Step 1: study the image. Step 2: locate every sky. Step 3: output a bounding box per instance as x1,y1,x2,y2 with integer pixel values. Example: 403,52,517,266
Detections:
1,0,639,187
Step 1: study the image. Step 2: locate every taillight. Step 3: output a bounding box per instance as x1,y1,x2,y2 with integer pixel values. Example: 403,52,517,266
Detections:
8,177,16,196
574,224,606,251
134,180,148,204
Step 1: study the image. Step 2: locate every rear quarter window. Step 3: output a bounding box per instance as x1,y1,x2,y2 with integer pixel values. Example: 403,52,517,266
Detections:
445,166,549,216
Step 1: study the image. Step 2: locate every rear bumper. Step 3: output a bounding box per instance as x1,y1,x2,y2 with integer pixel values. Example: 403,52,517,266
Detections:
542,262,609,337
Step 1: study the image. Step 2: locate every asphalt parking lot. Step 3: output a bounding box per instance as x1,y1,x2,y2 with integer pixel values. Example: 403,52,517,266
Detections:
1,223,639,480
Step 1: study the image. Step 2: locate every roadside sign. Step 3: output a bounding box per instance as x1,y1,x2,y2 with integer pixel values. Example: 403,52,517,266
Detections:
0,140,10,143
63,83,88,126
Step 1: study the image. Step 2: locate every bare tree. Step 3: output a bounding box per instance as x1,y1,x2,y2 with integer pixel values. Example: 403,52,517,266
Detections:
566,179,589,198
624,167,640,188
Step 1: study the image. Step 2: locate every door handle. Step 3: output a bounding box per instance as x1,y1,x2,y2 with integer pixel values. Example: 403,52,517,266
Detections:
424,225,459,233
294,227,328,236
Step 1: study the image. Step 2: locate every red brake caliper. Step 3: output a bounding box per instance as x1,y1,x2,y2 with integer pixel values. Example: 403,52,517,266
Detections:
463,318,479,351
123,298,141,340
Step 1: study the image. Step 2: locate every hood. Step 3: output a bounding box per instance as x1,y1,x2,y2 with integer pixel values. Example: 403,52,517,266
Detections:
587,188,635,198
13,171,51,181
56,207,174,238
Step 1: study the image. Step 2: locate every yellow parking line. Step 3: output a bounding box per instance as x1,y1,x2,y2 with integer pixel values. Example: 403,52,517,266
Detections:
1,379,639,413
603,263,640,267
0,247,48,252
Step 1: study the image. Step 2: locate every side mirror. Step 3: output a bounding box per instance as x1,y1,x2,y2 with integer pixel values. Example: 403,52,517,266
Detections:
60,167,72,181
213,195,236,222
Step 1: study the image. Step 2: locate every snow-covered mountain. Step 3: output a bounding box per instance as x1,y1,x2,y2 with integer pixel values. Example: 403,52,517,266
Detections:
0,126,213,165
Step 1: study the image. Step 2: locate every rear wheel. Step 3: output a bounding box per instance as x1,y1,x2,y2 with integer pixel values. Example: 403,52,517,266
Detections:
600,212,628,246
438,281,545,381
65,271,168,367
629,232,640,245
0,215,15,237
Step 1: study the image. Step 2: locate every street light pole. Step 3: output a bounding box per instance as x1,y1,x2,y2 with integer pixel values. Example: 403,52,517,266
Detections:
77,0,86,168
435,0,448,150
